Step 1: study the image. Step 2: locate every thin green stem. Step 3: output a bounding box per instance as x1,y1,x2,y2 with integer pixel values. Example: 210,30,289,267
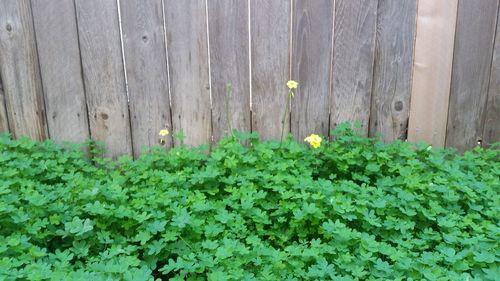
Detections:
179,236,195,251
280,90,293,144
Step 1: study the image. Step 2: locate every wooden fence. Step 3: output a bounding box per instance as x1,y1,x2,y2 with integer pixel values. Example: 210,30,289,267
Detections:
0,0,498,157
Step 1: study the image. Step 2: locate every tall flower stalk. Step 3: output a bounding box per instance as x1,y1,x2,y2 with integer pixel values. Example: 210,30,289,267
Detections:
280,80,298,143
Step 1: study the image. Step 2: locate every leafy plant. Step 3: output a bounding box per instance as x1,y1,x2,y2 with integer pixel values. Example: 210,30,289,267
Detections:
0,125,498,280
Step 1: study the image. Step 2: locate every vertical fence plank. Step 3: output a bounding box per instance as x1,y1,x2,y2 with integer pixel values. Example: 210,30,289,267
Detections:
445,0,500,151
369,0,417,142
120,0,172,156
164,0,211,147
208,0,250,142
0,0,497,153
75,0,132,157
0,77,8,133
251,0,290,140
483,6,500,147
407,0,458,147
31,0,89,144
291,0,334,140
0,0,47,140
331,0,378,136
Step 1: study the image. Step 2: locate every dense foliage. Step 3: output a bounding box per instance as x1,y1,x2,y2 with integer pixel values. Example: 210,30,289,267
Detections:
1,125,499,280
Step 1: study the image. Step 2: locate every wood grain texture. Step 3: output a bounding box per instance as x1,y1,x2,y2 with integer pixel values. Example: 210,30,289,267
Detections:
31,0,89,143
164,0,211,147
251,0,290,140
291,0,334,140
445,0,500,152
0,76,8,132
331,0,378,136
120,0,172,156
369,0,417,142
407,0,458,147
208,0,250,142
75,0,132,157
483,6,500,147
0,0,47,140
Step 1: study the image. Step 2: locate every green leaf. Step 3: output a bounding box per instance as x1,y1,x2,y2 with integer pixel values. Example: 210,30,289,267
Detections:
64,217,94,236
474,251,495,263
147,220,167,234
202,240,218,250
208,270,230,281
171,208,192,228
366,163,380,173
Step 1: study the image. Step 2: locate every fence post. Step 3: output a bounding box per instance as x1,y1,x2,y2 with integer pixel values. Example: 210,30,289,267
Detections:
446,0,500,151
75,0,133,158
369,0,417,142
407,0,459,147
120,0,173,156
31,0,90,144
251,0,291,141
0,0,48,140
292,0,335,140
164,0,211,147
208,0,251,143
330,0,378,137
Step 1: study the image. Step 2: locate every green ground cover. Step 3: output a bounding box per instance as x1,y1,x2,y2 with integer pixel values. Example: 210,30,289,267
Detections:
0,125,498,280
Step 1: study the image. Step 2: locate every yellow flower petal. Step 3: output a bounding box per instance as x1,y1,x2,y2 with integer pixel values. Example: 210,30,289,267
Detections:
287,80,299,89
159,129,169,136
304,134,322,148
311,142,320,149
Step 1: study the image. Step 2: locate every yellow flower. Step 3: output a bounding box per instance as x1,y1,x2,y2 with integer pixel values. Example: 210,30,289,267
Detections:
159,129,169,136
304,134,322,149
287,80,299,89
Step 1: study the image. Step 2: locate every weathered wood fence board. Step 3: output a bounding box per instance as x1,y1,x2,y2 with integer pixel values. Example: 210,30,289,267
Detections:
75,0,132,157
407,0,459,147
31,0,89,144
208,0,250,142
446,0,500,151
0,0,47,140
369,0,417,142
250,0,291,140
164,0,211,147
291,0,334,141
0,0,498,155
331,0,378,136
0,77,8,132
483,5,500,147
120,0,173,157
